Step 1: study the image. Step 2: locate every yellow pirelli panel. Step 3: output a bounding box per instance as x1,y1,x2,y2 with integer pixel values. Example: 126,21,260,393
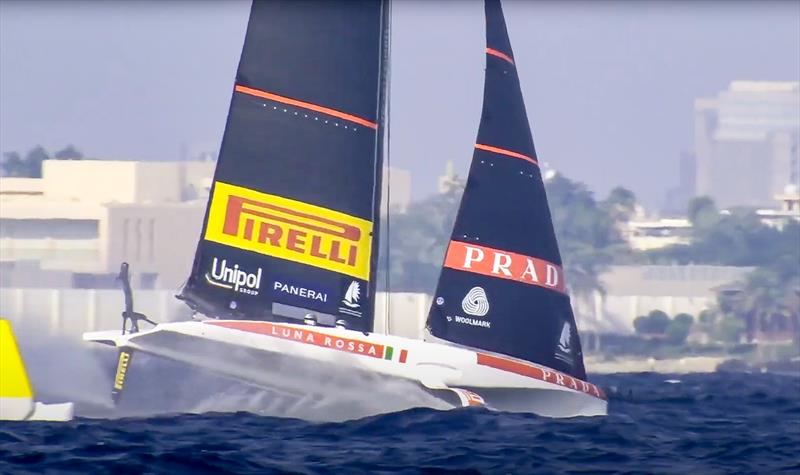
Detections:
204,182,374,281
0,319,34,399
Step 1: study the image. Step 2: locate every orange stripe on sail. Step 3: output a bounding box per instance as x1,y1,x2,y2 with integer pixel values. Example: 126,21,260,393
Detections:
475,143,538,166
486,47,514,65
234,84,378,130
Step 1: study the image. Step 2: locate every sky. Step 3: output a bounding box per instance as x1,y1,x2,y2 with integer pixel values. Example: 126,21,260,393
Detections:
1,0,798,210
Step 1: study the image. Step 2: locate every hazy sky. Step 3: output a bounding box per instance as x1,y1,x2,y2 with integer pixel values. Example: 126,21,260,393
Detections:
1,0,798,209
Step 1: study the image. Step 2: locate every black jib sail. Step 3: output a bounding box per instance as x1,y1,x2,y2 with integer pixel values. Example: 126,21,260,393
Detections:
179,0,390,332
426,0,587,380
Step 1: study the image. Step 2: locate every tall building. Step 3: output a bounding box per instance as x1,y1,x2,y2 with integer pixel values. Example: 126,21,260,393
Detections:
695,81,799,208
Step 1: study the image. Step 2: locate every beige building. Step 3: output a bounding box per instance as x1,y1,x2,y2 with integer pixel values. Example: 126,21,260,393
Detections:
695,81,799,208
381,166,412,214
755,185,800,230
0,160,413,289
0,160,213,289
573,265,754,335
624,217,693,251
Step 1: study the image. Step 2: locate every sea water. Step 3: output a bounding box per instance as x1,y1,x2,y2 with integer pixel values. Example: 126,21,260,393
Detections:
1,370,798,474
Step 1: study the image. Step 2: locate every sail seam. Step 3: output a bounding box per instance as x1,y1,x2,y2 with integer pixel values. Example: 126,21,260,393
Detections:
475,143,538,165
234,84,378,130
485,47,514,65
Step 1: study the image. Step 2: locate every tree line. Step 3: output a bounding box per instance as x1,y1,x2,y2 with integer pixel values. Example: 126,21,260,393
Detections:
1,145,84,177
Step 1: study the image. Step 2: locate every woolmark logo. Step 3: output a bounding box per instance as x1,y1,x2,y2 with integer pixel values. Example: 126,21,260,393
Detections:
461,286,490,317
205,257,262,296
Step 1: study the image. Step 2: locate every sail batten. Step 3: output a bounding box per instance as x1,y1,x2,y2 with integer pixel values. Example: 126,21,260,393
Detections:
426,0,587,381
474,143,538,165
485,47,514,65
180,0,389,333
234,85,379,129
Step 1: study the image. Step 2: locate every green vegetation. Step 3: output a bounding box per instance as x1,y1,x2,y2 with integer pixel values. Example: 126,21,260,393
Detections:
1,145,84,177
633,310,694,345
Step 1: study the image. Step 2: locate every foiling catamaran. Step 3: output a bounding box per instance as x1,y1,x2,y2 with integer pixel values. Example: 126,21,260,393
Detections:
84,0,607,418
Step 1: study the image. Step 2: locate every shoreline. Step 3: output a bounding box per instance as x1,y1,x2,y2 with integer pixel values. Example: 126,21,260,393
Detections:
585,355,729,374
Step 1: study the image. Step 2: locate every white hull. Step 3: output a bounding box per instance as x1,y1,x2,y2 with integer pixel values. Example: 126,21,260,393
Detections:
84,320,607,418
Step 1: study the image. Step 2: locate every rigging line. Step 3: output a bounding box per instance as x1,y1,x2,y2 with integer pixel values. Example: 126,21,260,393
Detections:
384,0,393,336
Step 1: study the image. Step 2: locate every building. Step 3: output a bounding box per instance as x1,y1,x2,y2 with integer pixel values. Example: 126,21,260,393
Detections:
624,217,693,251
695,81,799,208
381,166,412,214
753,184,800,230
0,160,414,289
0,160,214,289
663,151,696,214
437,160,466,194
573,265,755,335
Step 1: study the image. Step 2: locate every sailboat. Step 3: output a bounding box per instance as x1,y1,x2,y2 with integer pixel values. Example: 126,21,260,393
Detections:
84,0,607,418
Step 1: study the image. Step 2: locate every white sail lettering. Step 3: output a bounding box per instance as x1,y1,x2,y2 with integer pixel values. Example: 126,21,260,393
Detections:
520,258,539,282
208,258,262,294
546,264,559,287
212,258,225,280
491,252,513,276
462,246,485,269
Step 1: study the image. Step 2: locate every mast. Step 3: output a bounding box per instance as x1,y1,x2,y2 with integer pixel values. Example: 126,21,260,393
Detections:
179,0,389,333
368,0,393,332
425,0,587,380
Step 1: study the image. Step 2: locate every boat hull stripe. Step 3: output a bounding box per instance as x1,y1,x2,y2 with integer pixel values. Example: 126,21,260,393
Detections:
234,84,379,130
486,47,514,65
477,353,606,400
205,320,407,363
475,143,538,165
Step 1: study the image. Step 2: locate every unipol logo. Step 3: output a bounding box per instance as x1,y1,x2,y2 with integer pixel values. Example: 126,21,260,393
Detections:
205,257,262,296
342,281,361,309
461,287,489,317
443,241,565,294
204,182,373,281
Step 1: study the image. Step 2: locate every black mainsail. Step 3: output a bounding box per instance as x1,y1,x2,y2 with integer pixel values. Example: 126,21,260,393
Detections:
426,0,587,380
180,0,389,333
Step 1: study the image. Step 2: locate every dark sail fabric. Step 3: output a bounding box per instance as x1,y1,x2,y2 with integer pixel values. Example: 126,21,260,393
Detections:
180,0,388,332
426,0,587,380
